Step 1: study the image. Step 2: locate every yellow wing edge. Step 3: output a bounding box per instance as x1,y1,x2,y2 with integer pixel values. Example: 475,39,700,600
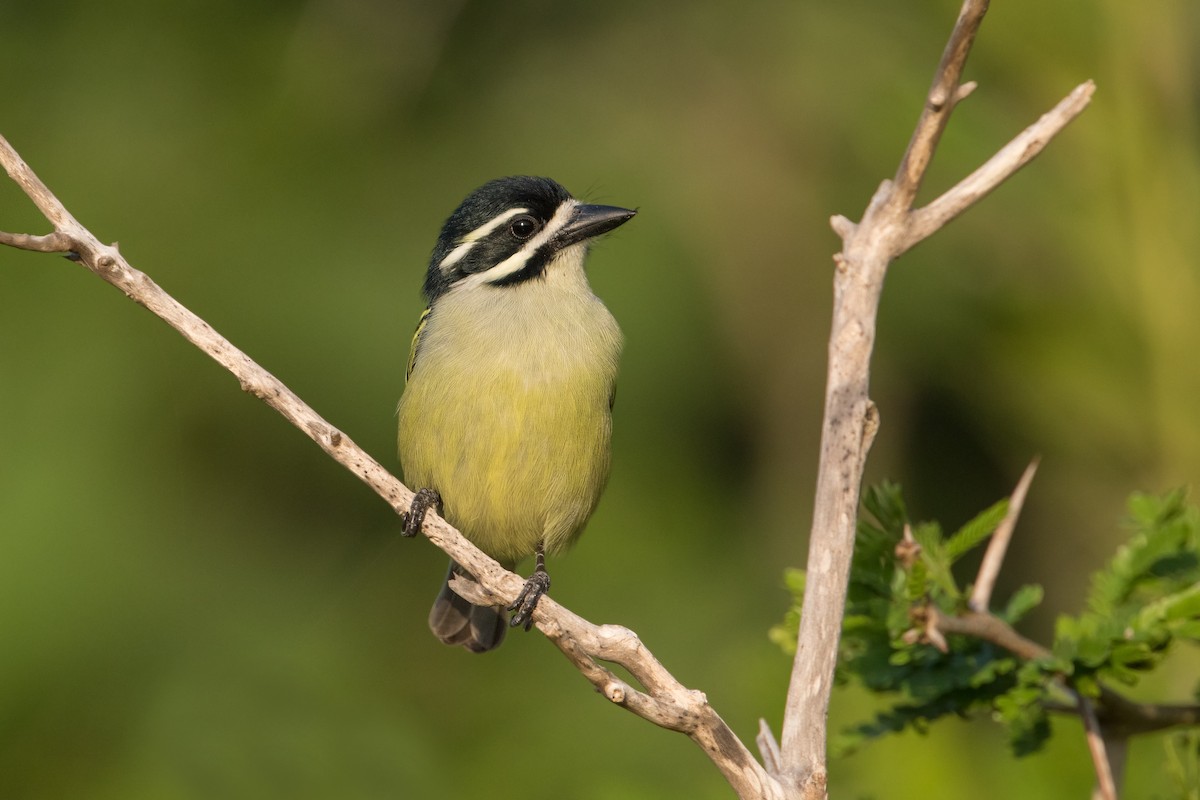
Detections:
405,307,432,383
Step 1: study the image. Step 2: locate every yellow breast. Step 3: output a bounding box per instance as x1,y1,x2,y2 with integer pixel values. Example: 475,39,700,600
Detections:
397,259,621,565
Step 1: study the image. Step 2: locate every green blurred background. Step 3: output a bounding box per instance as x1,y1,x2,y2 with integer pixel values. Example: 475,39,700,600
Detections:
1,0,1197,797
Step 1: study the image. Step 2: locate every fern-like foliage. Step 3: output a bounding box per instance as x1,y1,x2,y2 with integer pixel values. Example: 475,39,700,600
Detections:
771,485,1200,760
1054,489,1200,694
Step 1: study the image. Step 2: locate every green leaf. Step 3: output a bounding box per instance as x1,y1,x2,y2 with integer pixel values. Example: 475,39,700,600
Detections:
768,623,797,655
945,498,1010,561
1001,584,1044,624
1146,583,1200,624
1162,730,1200,799
1074,674,1102,698
968,656,1018,688
1087,489,1200,617
1127,488,1188,528
862,481,909,537
910,521,961,599
905,558,930,602
1008,703,1052,757
783,567,806,597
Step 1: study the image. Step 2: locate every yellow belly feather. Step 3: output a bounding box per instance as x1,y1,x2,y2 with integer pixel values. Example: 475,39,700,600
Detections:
397,266,620,565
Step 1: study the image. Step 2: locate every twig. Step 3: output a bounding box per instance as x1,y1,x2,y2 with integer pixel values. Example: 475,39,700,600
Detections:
1077,691,1118,800
1093,736,1127,800
901,81,1096,255
929,613,1119,799
929,607,1051,661
890,0,991,211
1093,691,1200,739
0,230,73,252
757,719,784,777
970,457,1040,612
0,131,782,800
932,606,1200,729
780,0,1093,793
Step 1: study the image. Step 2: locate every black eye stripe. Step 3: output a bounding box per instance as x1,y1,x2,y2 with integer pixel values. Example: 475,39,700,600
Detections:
448,218,546,279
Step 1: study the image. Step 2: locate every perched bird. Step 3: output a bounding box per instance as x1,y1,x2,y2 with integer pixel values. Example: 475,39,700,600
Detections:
397,176,635,652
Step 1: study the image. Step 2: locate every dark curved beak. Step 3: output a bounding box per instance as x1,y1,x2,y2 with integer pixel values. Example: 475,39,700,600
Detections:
555,204,637,249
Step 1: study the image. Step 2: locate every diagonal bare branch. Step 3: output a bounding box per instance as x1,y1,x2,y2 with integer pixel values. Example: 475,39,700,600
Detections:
0,131,783,800
970,457,1040,612
1077,691,1118,800
0,136,81,231
901,81,1096,255
891,0,991,212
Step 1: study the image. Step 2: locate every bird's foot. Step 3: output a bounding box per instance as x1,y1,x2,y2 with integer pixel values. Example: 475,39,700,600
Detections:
401,488,441,537
508,569,551,631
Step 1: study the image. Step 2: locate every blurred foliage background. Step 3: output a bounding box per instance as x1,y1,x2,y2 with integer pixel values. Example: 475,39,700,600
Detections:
1,0,1197,797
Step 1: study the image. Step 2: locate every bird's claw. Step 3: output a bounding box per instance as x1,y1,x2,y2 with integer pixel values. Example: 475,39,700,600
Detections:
508,569,551,631
401,488,441,537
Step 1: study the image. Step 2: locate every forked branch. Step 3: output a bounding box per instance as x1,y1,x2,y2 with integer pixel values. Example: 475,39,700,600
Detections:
779,0,1093,796
970,457,1039,612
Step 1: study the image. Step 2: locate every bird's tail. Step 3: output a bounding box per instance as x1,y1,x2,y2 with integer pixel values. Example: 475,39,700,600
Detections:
428,561,507,653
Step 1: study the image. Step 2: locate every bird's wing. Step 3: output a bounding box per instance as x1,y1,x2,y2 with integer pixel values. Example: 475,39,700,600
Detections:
406,307,432,383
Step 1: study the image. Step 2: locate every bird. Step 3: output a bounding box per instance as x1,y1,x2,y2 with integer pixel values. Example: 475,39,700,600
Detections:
396,176,635,652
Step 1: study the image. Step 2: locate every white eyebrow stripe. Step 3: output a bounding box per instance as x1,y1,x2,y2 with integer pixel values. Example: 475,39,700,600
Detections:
437,207,529,273
460,199,578,288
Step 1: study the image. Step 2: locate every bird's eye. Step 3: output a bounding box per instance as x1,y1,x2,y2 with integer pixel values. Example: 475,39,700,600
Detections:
509,215,539,240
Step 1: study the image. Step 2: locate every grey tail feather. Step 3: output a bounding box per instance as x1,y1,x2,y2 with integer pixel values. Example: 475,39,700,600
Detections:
428,561,507,653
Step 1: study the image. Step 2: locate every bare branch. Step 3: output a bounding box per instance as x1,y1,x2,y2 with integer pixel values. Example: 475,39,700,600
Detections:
1076,691,1118,800
1093,691,1200,738
970,457,1040,612
784,0,1093,790
902,81,1096,255
1094,737,1127,800
929,607,1051,661
0,136,83,232
757,720,783,778
787,0,995,789
0,230,74,253
0,131,783,800
933,605,1200,740
891,0,990,212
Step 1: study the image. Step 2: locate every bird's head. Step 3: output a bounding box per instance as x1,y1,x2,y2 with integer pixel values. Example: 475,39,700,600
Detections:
423,176,635,303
